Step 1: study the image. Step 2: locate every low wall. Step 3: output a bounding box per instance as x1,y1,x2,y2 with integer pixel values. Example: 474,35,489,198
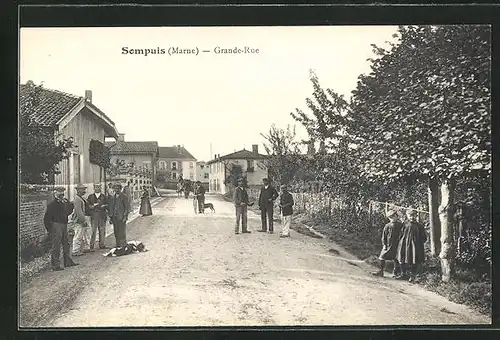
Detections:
20,191,51,247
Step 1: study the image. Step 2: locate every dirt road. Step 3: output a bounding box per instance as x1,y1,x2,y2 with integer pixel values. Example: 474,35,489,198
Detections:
20,192,489,327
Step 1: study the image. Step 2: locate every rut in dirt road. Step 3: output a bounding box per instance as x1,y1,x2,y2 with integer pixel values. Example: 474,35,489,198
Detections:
21,192,489,327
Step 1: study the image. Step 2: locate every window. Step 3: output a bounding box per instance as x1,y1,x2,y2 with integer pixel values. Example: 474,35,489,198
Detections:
247,160,255,172
159,161,166,170
171,161,177,171
190,162,194,169
172,172,177,180
204,173,209,179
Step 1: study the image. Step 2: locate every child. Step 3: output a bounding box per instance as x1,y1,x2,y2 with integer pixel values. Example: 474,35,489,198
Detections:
372,209,403,278
396,209,427,282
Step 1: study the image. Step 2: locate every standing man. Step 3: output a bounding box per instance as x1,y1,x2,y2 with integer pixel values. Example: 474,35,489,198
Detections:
279,184,294,238
122,181,133,212
43,187,79,271
258,178,279,234
233,178,253,234
108,183,130,247
70,184,92,256
194,181,206,213
87,183,108,250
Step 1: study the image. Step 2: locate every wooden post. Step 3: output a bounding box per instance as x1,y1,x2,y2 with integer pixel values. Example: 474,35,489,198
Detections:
428,177,441,256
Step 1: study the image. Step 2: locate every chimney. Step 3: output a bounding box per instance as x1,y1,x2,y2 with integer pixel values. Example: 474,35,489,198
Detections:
252,144,258,154
118,133,125,142
85,90,92,103
177,145,181,154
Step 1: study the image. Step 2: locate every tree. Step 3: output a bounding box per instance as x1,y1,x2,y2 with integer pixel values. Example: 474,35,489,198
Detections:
349,25,491,281
20,81,76,184
260,124,302,186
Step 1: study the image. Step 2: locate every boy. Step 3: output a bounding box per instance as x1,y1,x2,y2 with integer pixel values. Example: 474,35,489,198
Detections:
372,209,403,278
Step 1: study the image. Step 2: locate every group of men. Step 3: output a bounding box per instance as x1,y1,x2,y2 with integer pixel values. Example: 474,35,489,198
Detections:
233,178,294,238
43,182,131,271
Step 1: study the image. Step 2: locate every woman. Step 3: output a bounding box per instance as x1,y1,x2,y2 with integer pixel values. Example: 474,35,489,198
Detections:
139,187,153,217
396,209,427,282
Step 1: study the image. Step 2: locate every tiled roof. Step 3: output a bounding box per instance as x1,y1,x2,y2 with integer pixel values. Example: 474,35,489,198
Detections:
105,141,159,154
20,83,83,127
206,149,267,165
158,146,196,160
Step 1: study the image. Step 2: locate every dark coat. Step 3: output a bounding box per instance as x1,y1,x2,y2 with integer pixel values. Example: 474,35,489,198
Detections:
194,185,206,198
379,221,403,260
258,185,278,208
396,221,427,265
43,198,74,232
233,186,249,206
108,192,130,221
279,192,294,216
87,193,108,219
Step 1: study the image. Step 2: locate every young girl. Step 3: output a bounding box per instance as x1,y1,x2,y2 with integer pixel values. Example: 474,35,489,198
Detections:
372,209,403,278
396,209,427,282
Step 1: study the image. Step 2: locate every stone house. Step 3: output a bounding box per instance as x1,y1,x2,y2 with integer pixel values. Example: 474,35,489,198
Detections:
157,145,197,189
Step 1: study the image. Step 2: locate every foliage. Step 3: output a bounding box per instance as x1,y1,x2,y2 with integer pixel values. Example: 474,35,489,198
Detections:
89,140,110,168
20,81,76,184
223,161,246,187
261,124,302,185
106,159,136,179
349,25,491,182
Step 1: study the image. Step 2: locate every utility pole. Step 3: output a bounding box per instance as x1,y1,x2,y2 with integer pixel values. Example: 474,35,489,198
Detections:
210,142,213,161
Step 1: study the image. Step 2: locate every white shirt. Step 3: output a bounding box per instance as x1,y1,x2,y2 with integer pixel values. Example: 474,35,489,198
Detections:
95,192,101,199
264,185,269,189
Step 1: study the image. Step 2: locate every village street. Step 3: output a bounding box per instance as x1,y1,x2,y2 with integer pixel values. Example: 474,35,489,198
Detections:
20,191,488,327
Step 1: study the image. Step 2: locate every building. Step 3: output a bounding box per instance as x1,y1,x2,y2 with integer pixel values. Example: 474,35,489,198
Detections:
196,161,210,190
105,134,159,183
157,145,197,189
206,144,268,194
20,82,120,200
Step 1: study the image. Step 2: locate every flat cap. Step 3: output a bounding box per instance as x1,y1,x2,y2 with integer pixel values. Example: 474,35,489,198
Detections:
54,187,66,192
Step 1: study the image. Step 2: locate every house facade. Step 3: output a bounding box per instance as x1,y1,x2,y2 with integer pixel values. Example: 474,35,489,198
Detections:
157,145,197,189
207,145,268,194
20,82,120,201
196,161,210,191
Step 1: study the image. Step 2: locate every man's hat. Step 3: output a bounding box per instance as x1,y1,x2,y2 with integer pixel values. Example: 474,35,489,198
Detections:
54,186,65,192
94,183,102,187
386,209,397,217
76,184,87,190
113,182,123,188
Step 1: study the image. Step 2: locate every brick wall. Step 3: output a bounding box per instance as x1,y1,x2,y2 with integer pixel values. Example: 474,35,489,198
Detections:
20,193,50,246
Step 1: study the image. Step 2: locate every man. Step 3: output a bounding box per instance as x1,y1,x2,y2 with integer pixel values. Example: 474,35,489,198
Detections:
258,178,279,233
108,183,130,247
122,181,133,212
279,184,294,238
70,184,92,256
194,181,206,213
43,187,79,271
87,183,108,249
233,178,253,234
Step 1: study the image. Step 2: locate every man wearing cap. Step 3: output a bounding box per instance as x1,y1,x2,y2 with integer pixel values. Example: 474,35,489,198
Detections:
70,184,92,256
279,184,294,238
258,178,279,233
233,178,253,234
87,183,109,250
372,209,403,278
194,181,206,213
44,187,79,271
108,182,130,247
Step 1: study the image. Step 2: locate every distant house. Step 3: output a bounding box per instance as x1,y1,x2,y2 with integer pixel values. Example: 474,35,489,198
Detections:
105,134,159,183
19,82,119,200
206,144,268,194
196,161,210,191
157,145,197,189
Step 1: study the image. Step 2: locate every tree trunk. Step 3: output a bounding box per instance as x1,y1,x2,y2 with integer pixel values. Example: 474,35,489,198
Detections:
438,178,456,283
428,177,441,256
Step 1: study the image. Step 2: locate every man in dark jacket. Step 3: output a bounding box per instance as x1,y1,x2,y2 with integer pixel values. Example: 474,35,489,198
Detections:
194,181,206,213
233,178,253,234
108,183,130,247
43,187,79,271
87,183,108,249
258,178,279,233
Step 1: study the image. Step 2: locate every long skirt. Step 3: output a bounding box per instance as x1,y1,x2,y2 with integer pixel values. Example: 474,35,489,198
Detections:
139,197,152,216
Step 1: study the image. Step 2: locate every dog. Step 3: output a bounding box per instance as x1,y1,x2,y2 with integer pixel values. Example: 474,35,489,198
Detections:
203,203,215,213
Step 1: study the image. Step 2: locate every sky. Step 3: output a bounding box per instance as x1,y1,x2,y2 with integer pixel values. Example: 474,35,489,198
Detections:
20,26,398,162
